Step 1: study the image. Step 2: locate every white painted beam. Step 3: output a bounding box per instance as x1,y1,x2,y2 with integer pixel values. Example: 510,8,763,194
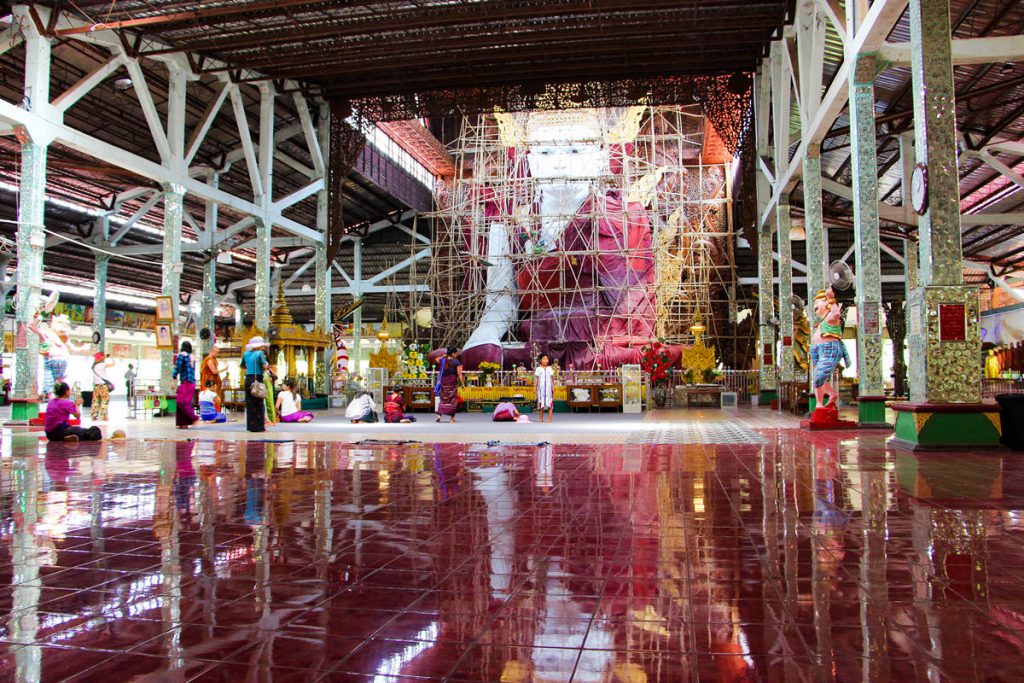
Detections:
52,55,124,113
272,179,324,212
760,0,909,227
366,249,432,285
123,57,171,163
107,191,161,245
185,81,231,166
285,284,429,297
879,35,1024,67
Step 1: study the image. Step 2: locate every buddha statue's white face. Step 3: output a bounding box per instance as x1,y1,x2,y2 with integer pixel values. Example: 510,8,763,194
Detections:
526,122,609,181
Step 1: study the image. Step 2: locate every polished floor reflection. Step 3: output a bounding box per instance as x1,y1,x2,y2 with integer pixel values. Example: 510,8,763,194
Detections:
0,430,1022,681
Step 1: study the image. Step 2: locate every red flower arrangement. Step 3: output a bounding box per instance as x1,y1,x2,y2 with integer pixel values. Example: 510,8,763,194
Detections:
640,341,673,386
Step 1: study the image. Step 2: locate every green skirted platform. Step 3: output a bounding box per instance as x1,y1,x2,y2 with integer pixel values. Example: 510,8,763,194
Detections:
890,401,1002,451
758,390,777,405
7,399,39,424
857,396,890,429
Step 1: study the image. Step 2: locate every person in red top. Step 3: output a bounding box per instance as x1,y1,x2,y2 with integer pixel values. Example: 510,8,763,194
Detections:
384,386,416,423
45,382,102,442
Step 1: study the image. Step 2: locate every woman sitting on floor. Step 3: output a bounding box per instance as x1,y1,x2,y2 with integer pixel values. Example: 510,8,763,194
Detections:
45,382,102,442
384,386,416,423
198,380,228,423
492,401,520,422
345,390,378,423
276,379,315,423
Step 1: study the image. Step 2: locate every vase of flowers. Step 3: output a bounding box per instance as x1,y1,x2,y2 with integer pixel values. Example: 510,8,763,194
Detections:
641,341,672,408
479,361,500,387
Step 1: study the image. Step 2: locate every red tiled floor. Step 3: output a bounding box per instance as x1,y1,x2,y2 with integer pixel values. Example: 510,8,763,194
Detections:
2,431,1024,681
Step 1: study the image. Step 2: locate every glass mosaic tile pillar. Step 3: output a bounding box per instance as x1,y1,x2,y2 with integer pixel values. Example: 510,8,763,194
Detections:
758,223,777,404
849,54,887,426
160,185,184,394
894,0,998,449
13,140,46,407
777,198,794,384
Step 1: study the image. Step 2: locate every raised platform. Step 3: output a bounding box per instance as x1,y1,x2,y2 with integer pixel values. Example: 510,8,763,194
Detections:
890,401,1003,451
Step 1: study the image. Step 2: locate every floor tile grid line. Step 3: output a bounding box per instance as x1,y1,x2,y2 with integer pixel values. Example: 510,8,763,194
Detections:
432,490,626,683
313,468,595,681
711,451,826,679
725,447,955,679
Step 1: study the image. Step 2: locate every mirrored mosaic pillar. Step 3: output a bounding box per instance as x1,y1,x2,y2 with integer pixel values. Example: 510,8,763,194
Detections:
351,237,363,376
804,145,826,299
92,254,108,352
758,223,777,403
14,140,47,401
314,241,330,395
200,258,216,357
776,197,794,384
849,55,886,424
254,218,272,333
161,185,184,394
199,181,218,360
895,0,997,449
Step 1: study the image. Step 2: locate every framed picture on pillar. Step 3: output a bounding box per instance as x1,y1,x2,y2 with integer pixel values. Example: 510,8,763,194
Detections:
155,296,175,323
155,323,175,350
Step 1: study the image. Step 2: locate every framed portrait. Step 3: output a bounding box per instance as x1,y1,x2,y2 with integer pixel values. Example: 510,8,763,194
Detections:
155,323,175,350
155,296,175,323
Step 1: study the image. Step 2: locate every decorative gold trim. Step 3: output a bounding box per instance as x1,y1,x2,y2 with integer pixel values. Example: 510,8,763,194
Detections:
913,412,932,434
984,411,1002,434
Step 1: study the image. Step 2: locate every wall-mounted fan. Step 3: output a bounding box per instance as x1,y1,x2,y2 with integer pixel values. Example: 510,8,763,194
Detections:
828,260,855,291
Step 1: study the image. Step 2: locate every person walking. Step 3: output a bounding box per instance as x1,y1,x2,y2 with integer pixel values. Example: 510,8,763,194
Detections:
125,363,137,401
172,340,200,429
91,352,114,421
534,353,555,423
242,337,270,432
435,348,464,423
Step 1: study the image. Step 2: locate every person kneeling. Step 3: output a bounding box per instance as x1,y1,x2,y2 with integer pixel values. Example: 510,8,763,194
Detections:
384,386,416,423
345,390,378,423
199,380,228,423
492,401,520,422
277,379,314,423
45,382,102,442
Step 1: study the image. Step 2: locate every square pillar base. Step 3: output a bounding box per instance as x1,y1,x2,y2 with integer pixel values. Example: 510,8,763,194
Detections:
890,401,1002,451
6,398,40,425
857,396,892,429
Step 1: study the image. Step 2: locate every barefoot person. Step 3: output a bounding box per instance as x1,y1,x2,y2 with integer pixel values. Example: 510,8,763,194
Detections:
384,386,416,423
199,380,228,423
435,348,464,423
345,390,378,423
45,382,102,442
172,340,200,429
276,379,314,423
534,353,555,423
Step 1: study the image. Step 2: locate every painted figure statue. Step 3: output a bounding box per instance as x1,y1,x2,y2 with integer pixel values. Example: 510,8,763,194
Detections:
29,291,89,394
809,288,850,408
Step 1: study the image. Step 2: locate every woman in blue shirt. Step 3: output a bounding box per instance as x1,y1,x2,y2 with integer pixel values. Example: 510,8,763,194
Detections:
172,340,200,429
242,336,270,432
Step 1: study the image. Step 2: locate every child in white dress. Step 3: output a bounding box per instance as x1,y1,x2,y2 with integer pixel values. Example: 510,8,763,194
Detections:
534,353,555,423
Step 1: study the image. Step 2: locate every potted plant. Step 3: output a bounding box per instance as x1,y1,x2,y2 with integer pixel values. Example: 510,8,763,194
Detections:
702,367,719,385
683,368,696,386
